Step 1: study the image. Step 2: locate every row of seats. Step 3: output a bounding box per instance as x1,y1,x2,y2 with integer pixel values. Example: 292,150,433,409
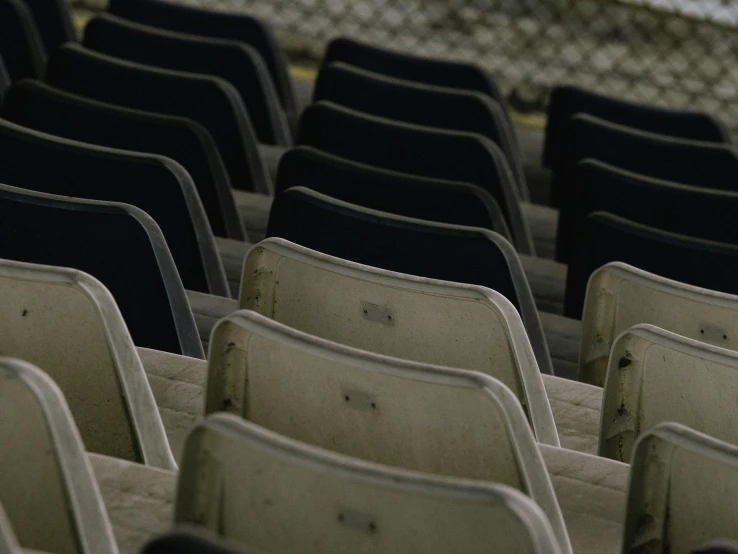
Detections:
2,0,738,552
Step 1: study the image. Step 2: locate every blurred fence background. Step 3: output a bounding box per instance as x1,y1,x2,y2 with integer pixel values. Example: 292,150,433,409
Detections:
72,0,738,132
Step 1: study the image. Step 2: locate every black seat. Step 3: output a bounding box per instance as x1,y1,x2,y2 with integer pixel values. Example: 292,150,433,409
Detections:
267,186,553,375
551,113,738,207
565,211,738,318
45,43,270,194
22,0,76,52
0,183,203,358
0,117,229,298
556,159,738,263
0,0,46,81
312,61,526,199
544,85,729,170
2,79,245,241
297,101,533,254
107,0,295,115
0,55,9,103
141,529,255,554
83,13,290,147
276,146,511,242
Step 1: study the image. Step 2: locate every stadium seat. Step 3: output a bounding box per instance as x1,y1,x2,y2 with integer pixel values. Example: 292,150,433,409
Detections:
22,0,75,52
0,55,10,103
0,0,46,80
0,183,203,358
266,190,553,374
0,258,176,468
625,423,738,552
45,43,270,194
601,324,738,462
0,116,229,297
107,0,296,115
176,413,565,553
298,101,533,253
565,212,738,320
276,146,512,241
312,61,526,198
0,358,117,554
2,79,246,241
83,13,291,147
142,528,257,554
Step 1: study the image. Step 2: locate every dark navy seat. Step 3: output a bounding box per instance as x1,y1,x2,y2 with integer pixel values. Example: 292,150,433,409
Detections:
565,211,738,319
556,159,738,263
544,85,729,170
551,113,738,207
141,529,255,554
83,14,290,147
312,61,526,199
0,183,203,358
23,0,76,52
297,101,533,254
107,0,296,115
0,117,229,298
276,146,512,242
267,186,553,375
2,79,246,241
45,43,270,194
0,0,46,81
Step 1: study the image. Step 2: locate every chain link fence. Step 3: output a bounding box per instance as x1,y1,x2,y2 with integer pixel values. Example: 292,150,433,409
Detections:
74,0,738,134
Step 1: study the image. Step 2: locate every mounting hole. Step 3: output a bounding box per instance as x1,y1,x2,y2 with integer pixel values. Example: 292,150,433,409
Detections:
700,329,705,334
344,395,350,401
337,513,345,522
368,522,377,532
371,402,376,409
724,334,728,340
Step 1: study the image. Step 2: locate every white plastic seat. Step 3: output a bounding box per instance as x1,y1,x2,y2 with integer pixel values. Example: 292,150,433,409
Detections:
177,413,564,554
625,422,738,553
543,375,602,455
580,262,738,386
600,324,738,462
239,237,557,444
0,501,23,554
0,259,176,469
0,357,117,554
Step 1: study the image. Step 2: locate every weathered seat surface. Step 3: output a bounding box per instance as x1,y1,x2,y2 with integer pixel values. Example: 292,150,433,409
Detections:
542,375,601,455
22,0,75,52
2,79,245,241
297,101,533,253
83,13,290,147
565,212,738,320
142,528,257,554
265,194,553,374
177,413,564,553
580,263,738,386
601,324,738,462
625,423,738,553
312,61,526,198
0,0,46,81
0,259,176,468
0,183,203,358
0,116,228,297
0,358,117,554
107,0,295,114
45,43,270,194
276,146,512,242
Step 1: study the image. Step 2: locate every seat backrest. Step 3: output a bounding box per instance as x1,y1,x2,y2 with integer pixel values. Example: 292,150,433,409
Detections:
83,13,290,147
45,43,270,194
556,159,738,263
107,0,295,113
625,422,738,554
0,116,228,297
240,237,555,436
600,324,738,462
276,146,511,241
313,61,525,198
297,101,532,253
177,413,564,554
565,212,738,320
543,85,729,169
580,263,738,386
267,188,552,374
0,258,176,468
0,183,203,358
0,0,46,81
2,79,244,241
142,528,257,554
206,311,568,550
551,113,738,207
0,358,117,554
22,0,75,52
